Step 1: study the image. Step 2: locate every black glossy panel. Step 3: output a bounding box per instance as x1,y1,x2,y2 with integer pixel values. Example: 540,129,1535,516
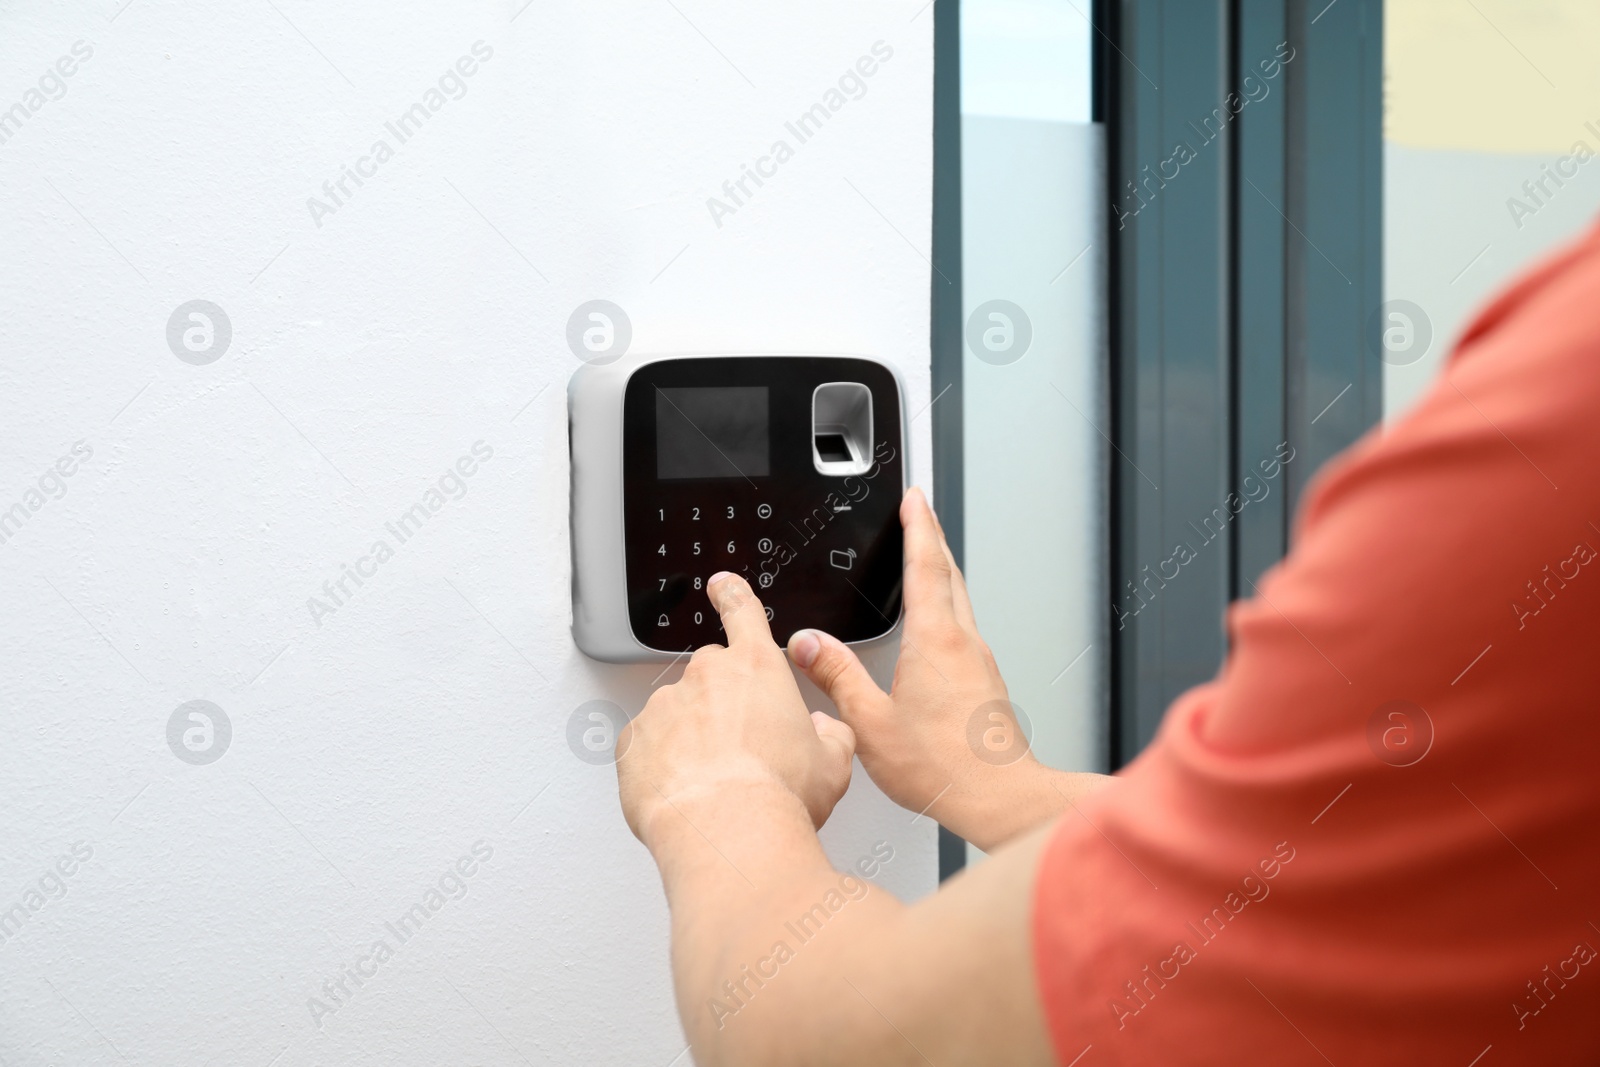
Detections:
622,357,905,652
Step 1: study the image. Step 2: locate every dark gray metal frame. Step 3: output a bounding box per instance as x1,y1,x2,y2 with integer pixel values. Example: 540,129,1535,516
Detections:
1105,0,1383,764
930,0,967,880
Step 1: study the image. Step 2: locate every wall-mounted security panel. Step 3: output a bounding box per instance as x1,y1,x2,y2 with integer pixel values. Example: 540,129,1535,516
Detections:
569,355,907,662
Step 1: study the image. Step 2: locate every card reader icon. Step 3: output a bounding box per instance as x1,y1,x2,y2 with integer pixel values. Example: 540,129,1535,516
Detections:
829,548,857,571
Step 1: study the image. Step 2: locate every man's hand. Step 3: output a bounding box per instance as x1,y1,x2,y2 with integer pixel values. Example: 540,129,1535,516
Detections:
616,571,858,850
612,509,1064,1067
786,487,1108,851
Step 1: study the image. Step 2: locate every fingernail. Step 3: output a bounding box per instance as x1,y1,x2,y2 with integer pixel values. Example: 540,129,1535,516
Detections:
790,629,821,668
708,571,735,587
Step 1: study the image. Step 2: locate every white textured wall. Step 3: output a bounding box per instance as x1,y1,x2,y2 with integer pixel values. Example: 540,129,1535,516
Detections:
0,2,935,1063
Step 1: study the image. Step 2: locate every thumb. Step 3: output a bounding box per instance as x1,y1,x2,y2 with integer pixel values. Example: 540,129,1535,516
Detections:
810,710,858,769
810,710,857,808
788,629,889,727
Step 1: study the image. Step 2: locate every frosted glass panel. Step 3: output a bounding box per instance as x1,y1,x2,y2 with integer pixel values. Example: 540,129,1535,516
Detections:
959,2,1106,866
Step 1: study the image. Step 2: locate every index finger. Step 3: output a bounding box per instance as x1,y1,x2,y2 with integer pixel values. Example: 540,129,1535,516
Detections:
706,571,776,650
924,492,978,632
901,487,958,629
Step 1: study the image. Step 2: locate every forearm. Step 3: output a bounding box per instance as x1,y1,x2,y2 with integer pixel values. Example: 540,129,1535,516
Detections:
644,779,906,1066
649,789,1061,1067
945,763,1115,853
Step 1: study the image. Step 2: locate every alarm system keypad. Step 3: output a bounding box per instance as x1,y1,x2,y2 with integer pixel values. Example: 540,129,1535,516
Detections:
645,497,774,635
620,357,904,652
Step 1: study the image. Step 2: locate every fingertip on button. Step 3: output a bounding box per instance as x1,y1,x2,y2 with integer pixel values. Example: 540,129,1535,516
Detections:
708,571,735,587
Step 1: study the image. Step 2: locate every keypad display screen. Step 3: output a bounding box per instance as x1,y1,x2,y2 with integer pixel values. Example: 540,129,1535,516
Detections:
655,386,770,480
622,357,904,654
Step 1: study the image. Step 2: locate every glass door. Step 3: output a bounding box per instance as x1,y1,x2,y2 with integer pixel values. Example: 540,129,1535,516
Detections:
958,1,1107,859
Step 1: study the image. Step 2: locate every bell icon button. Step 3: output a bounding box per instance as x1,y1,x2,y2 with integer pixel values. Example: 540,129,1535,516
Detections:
657,613,670,627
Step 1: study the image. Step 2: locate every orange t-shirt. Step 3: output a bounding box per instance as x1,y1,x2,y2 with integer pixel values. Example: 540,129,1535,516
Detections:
1034,223,1600,1066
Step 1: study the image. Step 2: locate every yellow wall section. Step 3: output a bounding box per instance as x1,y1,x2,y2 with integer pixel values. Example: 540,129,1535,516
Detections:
1387,0,1600,154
